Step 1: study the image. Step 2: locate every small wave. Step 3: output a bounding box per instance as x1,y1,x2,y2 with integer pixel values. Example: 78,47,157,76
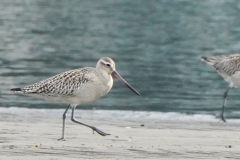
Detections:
2,107,240,123
90,110,219,122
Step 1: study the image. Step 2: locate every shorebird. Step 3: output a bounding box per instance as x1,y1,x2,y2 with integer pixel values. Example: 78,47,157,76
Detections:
202,54,240,122
11,57,140,140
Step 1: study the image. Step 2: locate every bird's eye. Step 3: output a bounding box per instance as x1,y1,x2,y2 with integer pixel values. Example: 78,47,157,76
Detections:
106,64,111,67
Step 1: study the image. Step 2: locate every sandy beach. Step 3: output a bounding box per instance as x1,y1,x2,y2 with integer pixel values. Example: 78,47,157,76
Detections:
0,108,240,160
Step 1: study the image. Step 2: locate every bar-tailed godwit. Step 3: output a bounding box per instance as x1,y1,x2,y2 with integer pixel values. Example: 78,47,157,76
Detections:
202,54,240,122
11,57,140,140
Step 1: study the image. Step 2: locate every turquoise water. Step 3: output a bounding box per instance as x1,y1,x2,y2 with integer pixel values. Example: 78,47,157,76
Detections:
1,0,240,119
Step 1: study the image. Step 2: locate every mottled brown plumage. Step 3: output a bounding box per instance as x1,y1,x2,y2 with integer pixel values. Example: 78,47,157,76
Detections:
202,54,240,77
21,69,89,95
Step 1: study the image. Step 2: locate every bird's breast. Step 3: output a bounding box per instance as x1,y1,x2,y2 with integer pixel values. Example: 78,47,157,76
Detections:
95,74,113,97
71,75,113,104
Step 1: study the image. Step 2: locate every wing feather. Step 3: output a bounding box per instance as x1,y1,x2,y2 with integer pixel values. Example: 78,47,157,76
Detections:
21,68,91,96
202,54,240,76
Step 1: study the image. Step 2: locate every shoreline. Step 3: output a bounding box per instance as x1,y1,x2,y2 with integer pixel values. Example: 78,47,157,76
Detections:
0,107,234,122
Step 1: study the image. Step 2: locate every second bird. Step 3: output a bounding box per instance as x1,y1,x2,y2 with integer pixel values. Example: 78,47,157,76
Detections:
11,57,140,140
202,54,240,122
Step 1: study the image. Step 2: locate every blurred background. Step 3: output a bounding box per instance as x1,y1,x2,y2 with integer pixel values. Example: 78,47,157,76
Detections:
1,0,240,120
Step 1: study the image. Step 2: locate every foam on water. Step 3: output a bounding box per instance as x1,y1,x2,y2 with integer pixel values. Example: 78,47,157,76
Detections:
2,107,240,123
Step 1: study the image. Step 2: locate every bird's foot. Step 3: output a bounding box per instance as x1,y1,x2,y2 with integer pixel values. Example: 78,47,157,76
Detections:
58,137,66,141
219,114,227,123
91,126,110,136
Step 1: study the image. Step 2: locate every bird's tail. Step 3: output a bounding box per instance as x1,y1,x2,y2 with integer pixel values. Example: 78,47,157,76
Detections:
11,88,22,92
201,56,216,66
201,55,230,66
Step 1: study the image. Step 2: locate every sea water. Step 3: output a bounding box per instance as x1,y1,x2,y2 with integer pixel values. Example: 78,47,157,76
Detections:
1,0,240,120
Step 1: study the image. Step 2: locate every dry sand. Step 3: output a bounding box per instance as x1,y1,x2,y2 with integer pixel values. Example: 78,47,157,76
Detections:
0,107,240,160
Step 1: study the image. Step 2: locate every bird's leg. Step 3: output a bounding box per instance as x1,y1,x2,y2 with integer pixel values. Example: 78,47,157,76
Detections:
220,87,230,122
71,107,110,136
58,104,71,141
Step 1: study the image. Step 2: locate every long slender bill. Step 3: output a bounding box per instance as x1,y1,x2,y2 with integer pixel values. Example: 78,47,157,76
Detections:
112,70,140,96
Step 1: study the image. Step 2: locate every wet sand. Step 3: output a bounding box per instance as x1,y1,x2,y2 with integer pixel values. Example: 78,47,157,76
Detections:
0,108,240,160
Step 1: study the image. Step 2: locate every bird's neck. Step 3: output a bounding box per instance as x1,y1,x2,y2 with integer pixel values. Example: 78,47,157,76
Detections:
96,69,112,84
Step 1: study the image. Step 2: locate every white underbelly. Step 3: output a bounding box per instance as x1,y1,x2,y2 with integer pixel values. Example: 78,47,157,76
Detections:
73,83,112,104
220,71,240,88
